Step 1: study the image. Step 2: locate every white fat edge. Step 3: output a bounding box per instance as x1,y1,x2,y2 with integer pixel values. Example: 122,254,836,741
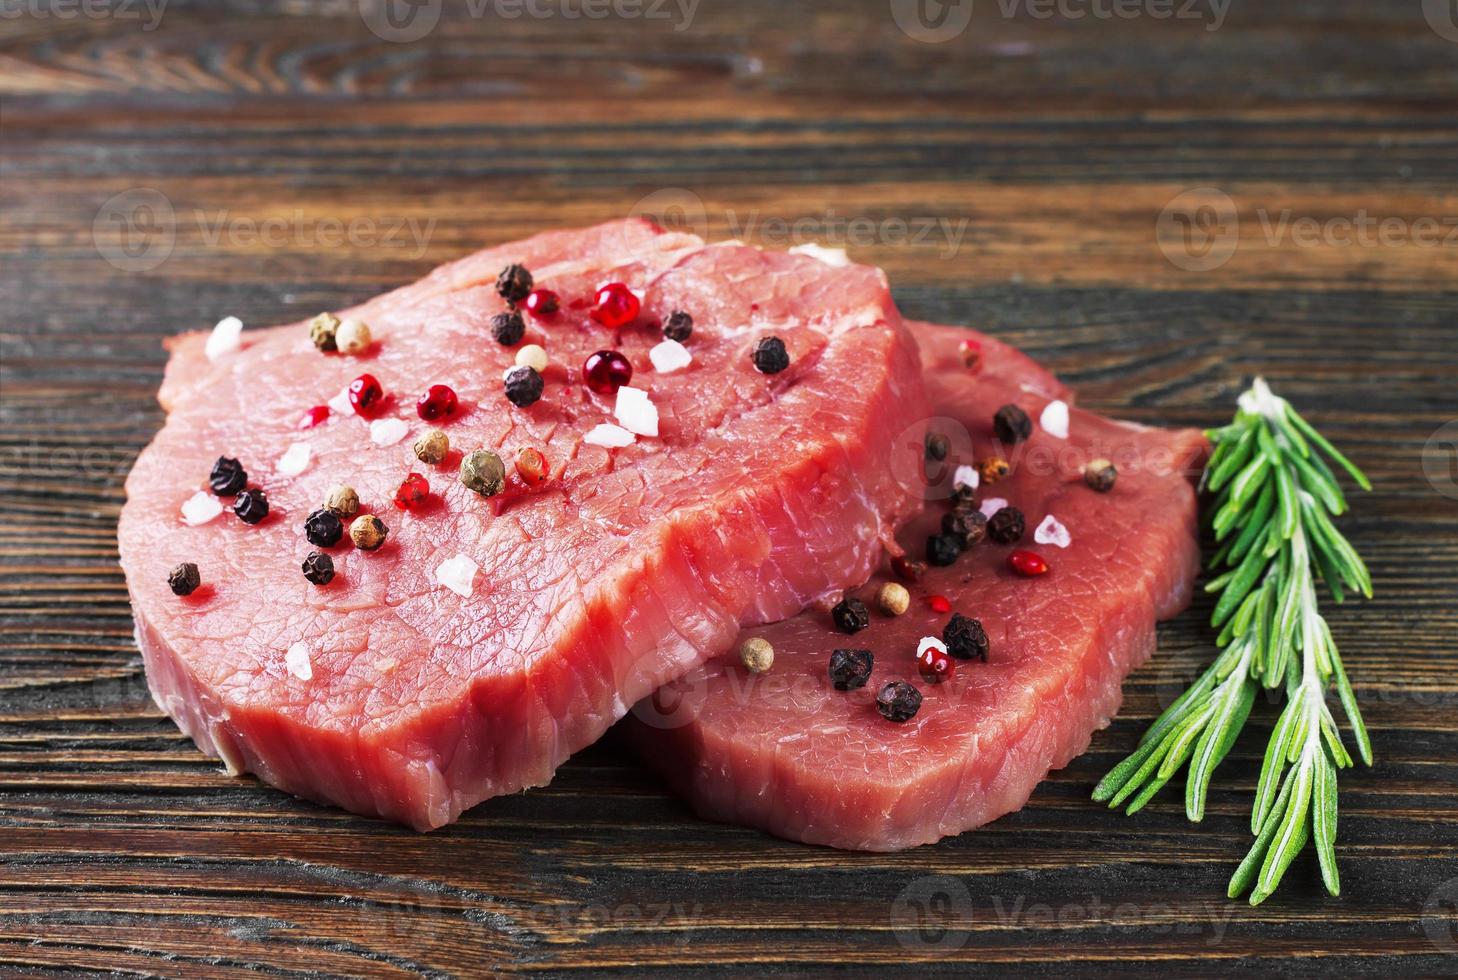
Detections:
205,316,243,361
181,491,224,525
285,642,313,681
1034,513,1072,549
789,242,851,267
276,442,312,476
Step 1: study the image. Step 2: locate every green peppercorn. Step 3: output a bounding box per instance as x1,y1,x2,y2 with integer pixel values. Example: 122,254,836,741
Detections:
460,449,506,497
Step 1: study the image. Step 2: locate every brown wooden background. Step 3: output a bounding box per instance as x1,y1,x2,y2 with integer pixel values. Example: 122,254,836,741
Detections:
3,0,1457,975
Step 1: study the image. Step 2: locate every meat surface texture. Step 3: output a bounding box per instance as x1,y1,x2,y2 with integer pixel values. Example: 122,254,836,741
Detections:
119,220,930,830
623,322,1207,851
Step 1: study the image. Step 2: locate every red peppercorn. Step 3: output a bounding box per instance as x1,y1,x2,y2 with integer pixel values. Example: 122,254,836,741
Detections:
959,339,983,372
516,447,549,487
927,594,952,614
348,373,384,417
590,282,640,328
416,383,458,422
1009,549,1050,576
394,472,429,510
298,405,330,429
917,642,954,683
583,349,633,395
524,288,559,317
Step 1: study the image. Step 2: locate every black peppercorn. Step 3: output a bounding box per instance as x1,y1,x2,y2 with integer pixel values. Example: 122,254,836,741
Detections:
751,336,790,374
925,432,950,461
495,263,533,304
926,533,962,567
987,506,1025,544
304,508,343,548
891,555,926,582
962,509,988,546
209,456,247,496
233,488,269,525
503,365,544,408
1085,458,1118,493
950,484,978,512
831,596,870,634
941,511,973,541
490,310,526,346
302,551,335,585
662,310,693,342
829,648,874,691
876,681,923,722
943,613,990,661
167,562,200,596
993,404,1033,444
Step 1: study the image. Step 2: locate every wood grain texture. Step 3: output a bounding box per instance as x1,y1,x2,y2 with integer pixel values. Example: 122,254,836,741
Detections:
2,1,1457,975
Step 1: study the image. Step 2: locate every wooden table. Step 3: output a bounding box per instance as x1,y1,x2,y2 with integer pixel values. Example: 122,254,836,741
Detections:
3,1,1456,974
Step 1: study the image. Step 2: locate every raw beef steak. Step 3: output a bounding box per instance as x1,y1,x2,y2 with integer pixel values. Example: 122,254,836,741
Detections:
623,321,1207,850
120,221,930,829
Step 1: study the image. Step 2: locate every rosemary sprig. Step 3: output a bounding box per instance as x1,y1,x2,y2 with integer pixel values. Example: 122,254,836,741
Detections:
1093,378,1372,905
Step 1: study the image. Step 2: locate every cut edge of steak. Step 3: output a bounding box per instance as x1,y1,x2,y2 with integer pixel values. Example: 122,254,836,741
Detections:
122,221,932,830
621,321,1207,850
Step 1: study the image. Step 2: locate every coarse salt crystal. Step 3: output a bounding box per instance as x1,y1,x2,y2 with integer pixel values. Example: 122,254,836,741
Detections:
953,464,980,492
614,386,659,437
1040,399,1070,440
205,316,243,361
979,496,1009,519
1035,514,1072,549
585,423,635,448
369,417,409,447
435,553,480,598
649,338,693,374
181,491,223,526
285,642,312,681
789,242,850,267
276,442,311,476
917,636,948,659
327,386,352,415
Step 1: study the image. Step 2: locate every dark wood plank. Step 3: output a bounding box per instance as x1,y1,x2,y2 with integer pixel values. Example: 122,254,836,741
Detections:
3,0,1457,975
